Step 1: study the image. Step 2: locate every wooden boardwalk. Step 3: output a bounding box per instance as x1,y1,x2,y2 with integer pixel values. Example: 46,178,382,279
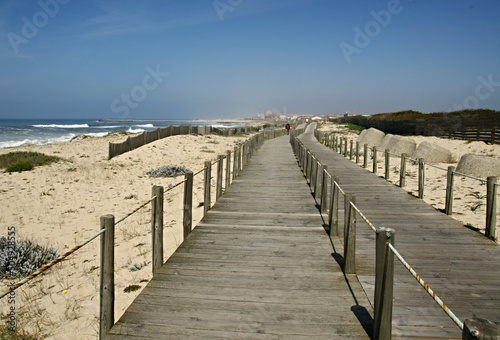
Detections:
299,124,500,339
107,135,373,339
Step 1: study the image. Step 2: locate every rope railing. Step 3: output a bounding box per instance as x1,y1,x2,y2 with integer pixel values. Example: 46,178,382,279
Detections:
350,202,377,233
387,242,464,330
323,132,498,239
0,228,106,299
424,162,449,172
115,195,157,225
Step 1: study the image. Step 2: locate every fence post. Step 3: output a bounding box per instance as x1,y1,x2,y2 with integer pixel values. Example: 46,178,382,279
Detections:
316,162,323,201
374,227,395,340
418,158,425,199
400,154,407,188
329,176,340,236
334,136,338,151
311,158,318,194
363,144,368,168
344,194,356,274
384,150,390,180
463,318,500,339
99,214,115,340
445,166,455,215
183,171,193,240
204,161,211,216
486,177,497,239
216,155,224,199
373,147,378,174
349,140,354,160
225,150,231,190
321,166,328,213
343,138,348,157
238,144,245,174
355,141,360,164
233,147,238,179
151,186,164,275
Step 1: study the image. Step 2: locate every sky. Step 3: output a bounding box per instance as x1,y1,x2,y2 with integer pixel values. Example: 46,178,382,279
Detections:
0,0,499,120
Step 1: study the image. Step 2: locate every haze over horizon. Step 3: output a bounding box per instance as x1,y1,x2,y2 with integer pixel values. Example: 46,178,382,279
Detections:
1,0,499,120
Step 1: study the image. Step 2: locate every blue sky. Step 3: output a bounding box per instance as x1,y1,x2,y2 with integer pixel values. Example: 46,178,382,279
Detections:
1,0,499,119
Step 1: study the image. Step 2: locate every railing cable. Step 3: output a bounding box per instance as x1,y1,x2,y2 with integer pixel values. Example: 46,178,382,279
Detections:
387,243,464,330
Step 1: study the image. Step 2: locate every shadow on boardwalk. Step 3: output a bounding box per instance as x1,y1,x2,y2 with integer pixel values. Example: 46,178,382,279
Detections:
299,123,500,339
107,135,373,339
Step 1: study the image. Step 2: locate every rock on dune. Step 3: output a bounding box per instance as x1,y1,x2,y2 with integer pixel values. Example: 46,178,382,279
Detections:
456,153,500,178
412,141,452,163
378,134,394,151
384,135,417,156
358,128,385,148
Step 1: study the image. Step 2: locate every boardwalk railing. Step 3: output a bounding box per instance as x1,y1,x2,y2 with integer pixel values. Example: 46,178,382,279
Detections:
0,128,285,338
290,129,500,339
318,132,499,241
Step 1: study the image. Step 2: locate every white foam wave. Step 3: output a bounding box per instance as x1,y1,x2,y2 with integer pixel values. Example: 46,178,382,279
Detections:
32,124,89,129
135,124,154,128
0,134,76,148
127,128,145,133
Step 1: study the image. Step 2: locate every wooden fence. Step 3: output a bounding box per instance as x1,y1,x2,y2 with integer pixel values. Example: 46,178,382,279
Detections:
108,124,270,159
290,129,500,339
99,128,285,338
338,112,500,144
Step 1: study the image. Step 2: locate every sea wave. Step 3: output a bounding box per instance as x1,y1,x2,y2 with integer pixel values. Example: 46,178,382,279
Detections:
0,134,76,148
135,124,154,128
127,128,145,133
32,124,90,129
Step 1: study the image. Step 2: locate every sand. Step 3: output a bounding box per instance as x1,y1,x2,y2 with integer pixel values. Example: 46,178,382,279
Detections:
318,122,500,238
0,130,251,339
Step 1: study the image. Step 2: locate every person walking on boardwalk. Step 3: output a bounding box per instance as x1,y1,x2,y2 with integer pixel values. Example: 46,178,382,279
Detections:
285,123,291,135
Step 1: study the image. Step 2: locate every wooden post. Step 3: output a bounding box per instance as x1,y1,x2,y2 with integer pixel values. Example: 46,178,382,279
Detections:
238,144,243,173
374,227,395,340
311,158,318,194
486,176,497,239
385,150,390,181
321,166,328,213
343,194,356,274
463,318,500,339
343,138,348,157
183,171,193,240
316,161,323,201
400,153,407,188
233,147,238,179
355,141,360,164
363,144,368,168
204,161,211,216
372,147,378,174
329,176,339,236
339,137,343,155
334,136,338,151
418,158,425,199
304,151,309,181
99,214,115,340
151,186,164,275
225,150,231,190
349,140,353,160
445,166,455,215
216,155,224,199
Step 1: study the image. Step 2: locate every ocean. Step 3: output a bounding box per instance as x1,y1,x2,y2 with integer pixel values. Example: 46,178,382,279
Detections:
0,119,243,149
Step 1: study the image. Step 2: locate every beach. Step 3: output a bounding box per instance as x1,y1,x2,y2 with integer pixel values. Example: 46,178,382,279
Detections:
0,130,252,338
1,122,499,338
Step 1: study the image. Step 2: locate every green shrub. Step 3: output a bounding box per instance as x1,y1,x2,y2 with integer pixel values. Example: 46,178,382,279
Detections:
0,152,63,172
5,163,34,173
